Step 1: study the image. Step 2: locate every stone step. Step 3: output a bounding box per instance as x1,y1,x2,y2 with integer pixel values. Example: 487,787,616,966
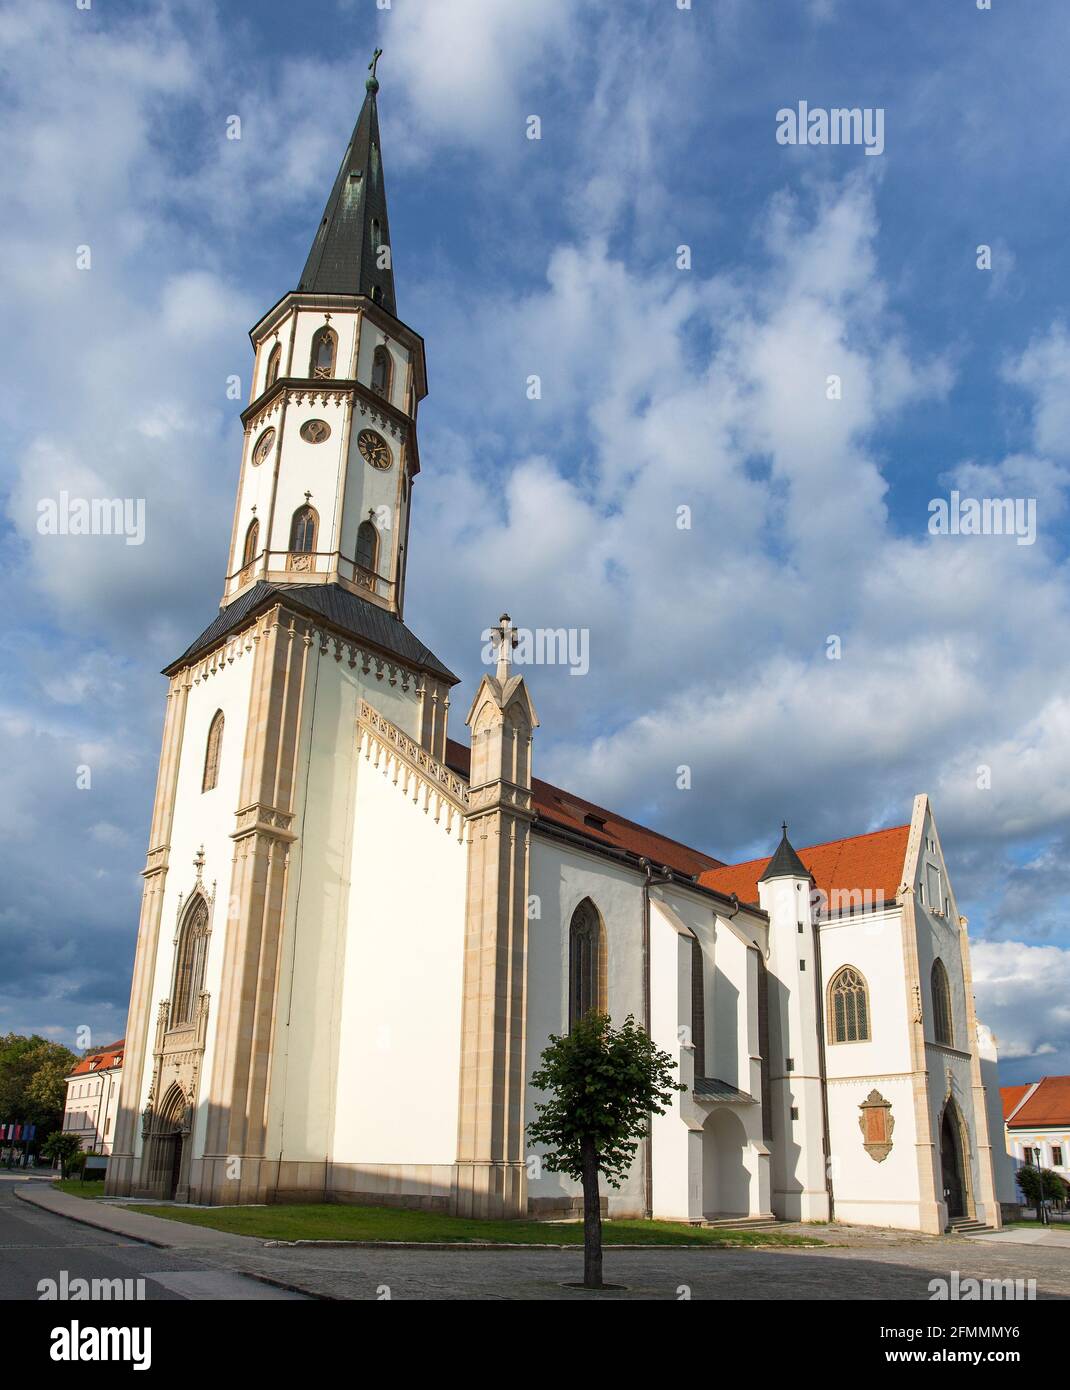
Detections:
700,1216,783,1229
947,1218,992,1234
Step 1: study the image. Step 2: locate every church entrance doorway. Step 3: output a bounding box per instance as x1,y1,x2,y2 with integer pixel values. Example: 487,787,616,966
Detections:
147,1084,188,1200
940,1101,969,1221
702,1108,751,1218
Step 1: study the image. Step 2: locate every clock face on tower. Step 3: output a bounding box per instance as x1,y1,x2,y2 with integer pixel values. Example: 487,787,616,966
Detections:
252,428,275,466
357,428,391,470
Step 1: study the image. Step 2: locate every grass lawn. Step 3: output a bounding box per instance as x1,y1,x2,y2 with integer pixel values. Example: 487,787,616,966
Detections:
121,1201,819,1247
54,1179,106,1199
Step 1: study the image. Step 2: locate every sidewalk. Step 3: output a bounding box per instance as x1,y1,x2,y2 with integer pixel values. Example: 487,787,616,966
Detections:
967,1224,1070,1249
15,1182,261,1252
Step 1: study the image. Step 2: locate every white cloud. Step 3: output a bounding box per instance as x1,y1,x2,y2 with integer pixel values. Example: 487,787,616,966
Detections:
972,941,1070,1075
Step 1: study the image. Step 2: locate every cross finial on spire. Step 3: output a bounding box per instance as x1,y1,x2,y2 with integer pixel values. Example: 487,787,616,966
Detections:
782,821,788,837
367,47,383,93
493,613,518,681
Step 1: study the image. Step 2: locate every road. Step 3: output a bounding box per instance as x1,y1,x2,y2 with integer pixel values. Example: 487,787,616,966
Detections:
0,1174,306,1301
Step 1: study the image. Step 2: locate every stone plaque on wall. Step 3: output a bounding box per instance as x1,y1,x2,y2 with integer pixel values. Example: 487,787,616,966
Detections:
859,1089,895,1162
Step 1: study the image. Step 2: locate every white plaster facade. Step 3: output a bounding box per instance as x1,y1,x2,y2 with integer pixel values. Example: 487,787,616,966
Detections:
63,1043,124,1154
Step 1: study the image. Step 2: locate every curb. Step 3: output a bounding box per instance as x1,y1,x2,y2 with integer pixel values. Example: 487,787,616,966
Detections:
14,1184,327,1301
15,1183,171,1249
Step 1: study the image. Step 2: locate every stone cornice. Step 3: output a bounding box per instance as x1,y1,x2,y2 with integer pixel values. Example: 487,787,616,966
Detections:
242,378,412,452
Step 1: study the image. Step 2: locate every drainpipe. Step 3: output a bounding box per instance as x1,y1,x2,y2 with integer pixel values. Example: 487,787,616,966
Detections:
810,912,836,1221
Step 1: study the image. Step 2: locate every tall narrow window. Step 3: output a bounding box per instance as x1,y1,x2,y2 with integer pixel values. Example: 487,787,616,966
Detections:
265,342,281,389
289,505,317,554
242,518,259,567
309,326,337,379
371,344,392,398
356,519,378,573
828,965,870,1043
690,935,706,1079
568,899,606,1029
171,895,209,1027
931,958,954,1045
756,954,773,1140
202,711,224,793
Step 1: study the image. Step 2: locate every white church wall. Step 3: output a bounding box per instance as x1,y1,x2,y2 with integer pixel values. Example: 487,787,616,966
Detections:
911,806,990,1222
525,838,646,1216
328,708,467,1174
263,659,429,1181
139,640,257,1166
819,907,924,1228
711,913,755,1092
649,901,697,1221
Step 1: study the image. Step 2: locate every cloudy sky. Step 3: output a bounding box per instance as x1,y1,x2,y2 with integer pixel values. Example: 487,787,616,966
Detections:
2,0,1068,1083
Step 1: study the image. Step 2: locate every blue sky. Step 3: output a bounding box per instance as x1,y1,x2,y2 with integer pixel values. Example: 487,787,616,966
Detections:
2,0,1069,1083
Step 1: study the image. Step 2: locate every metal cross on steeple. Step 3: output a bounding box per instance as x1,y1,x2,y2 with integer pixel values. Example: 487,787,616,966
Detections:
494,613,519,682
367,47,383,92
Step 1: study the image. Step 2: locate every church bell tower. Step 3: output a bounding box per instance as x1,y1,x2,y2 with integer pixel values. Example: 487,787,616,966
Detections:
107,55,458,1206
223,48,425,619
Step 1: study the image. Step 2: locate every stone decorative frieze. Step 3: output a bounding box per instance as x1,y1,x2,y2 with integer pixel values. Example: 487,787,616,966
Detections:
232,801,297,842
355,397,405,442
357,699,469,837
244,394,284,436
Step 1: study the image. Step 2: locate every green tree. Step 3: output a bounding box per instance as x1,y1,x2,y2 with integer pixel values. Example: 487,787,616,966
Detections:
527,1013,683,1289
1015,1163,1066,1215
40,1131,84,1178
0,1034,79,1135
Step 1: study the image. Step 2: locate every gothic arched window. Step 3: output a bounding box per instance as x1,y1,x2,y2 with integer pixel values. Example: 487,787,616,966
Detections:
242,518,259,568
568,898,606,1029
309,326,337,379
202,710,224,793
371,345,392,398
829,965,870,1043
265,342,281,389
171,895,210,1027
356,519,378,573
289,505,318,554
931,958,954,1046
691,935,706,1079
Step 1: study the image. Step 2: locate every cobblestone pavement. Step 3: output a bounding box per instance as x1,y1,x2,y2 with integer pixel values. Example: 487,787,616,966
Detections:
14,1184,1070,1302
205,1232,1070,1301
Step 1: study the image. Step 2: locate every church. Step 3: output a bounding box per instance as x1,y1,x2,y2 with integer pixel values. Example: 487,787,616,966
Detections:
106,64,1011,1236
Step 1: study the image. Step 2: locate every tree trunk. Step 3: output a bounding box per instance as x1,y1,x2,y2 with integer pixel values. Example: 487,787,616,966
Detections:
581,1135,603,1289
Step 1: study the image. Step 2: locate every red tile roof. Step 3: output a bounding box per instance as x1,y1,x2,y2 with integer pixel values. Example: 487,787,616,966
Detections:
67,1039,125,1077
1003,1077,1070,1129
444,740,723,879
1001,1084,1033,1122
698,824,911,908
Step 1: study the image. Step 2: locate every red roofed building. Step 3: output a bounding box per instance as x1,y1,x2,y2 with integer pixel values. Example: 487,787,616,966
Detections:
700,824,911,913
1001,1077,1070,1185
62,1040,124,1155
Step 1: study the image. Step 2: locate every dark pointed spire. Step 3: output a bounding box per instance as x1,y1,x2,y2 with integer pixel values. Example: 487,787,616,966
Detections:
298,50,396,315
758,822,811,882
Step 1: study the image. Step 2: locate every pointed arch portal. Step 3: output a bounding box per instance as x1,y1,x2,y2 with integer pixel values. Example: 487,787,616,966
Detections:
940,1098,972,1221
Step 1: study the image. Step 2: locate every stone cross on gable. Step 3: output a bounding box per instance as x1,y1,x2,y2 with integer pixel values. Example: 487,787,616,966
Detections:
493,613,518,681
